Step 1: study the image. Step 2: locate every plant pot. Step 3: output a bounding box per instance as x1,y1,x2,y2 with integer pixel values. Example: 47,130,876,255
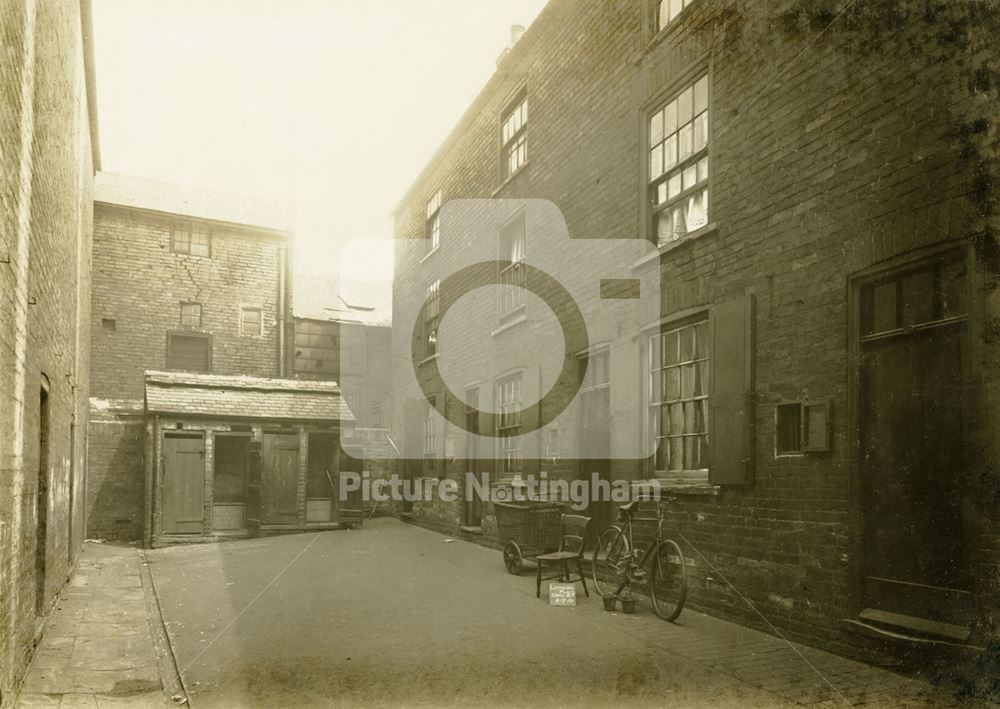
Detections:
602,596,617,612
620,598,636,614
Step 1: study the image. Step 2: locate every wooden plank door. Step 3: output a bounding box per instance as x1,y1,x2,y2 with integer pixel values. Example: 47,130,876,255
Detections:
858,257,972,626
162,434,206,534
262,433,300,525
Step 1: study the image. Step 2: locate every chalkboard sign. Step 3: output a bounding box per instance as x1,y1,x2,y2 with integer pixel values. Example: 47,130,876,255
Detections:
549,582,576,606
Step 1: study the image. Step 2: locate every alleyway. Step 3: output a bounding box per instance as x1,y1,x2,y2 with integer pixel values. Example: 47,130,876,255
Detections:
143,519,977,708
15,521,992,708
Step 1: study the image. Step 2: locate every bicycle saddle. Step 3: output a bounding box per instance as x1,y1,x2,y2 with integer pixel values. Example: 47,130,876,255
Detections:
618,498,641,516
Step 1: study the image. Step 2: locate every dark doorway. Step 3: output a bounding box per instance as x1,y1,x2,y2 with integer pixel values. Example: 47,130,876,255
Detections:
262,432,299,525
463,386,483,528
858,256,973,627
36,381,50,615
213,435,249,531
162,433,206,534
579,350,610,534
306,432,338,522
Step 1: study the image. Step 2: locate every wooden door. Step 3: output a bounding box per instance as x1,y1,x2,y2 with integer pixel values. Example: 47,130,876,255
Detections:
162,434,206,534
463,387,483,527
858,257,972,625
262,433,299,525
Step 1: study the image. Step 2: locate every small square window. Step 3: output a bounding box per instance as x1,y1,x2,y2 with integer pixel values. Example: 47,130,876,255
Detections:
239,306,263,336
776,401,831,455
180,302,202,329
101,318,116,333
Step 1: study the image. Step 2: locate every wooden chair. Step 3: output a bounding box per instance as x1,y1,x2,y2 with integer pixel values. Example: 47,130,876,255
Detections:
536,514,590,599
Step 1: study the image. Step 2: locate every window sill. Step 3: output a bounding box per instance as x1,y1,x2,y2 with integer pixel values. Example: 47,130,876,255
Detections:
633,479,720,497
491,312,527,337
631,222,718,271
491,162,531,197
420,245,440,264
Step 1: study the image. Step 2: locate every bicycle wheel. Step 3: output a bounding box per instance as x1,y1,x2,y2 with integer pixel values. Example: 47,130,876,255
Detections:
591,526,630,597
650,538,687,621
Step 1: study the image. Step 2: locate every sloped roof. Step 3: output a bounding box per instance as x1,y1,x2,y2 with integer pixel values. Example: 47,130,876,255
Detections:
95,173,293,233
144,371,354,422
293,275,392,328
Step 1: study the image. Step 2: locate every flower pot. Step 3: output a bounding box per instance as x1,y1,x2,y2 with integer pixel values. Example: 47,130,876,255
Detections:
602,596,617,612
620,598,636,614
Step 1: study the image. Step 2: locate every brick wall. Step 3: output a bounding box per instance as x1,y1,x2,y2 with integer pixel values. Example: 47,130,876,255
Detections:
87,206,289,542
90,205,287,401
0,0,95,703
391,0,999,661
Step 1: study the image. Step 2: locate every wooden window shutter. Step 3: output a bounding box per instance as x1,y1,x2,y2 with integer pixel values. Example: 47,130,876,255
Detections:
709,294,755,485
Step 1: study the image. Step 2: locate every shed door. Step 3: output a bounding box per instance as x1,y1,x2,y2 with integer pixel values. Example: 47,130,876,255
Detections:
263,433,299,525
162,434,205,534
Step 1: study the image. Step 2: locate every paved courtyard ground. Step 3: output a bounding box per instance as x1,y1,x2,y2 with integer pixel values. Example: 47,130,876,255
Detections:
139,518,984,708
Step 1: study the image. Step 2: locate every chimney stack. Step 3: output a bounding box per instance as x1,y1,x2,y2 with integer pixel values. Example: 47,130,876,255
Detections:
496,24,527,67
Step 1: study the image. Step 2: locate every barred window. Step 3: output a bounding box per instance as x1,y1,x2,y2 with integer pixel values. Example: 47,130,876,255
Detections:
649,75,709,245
497,373,523,479
649,319,710,479
498,213,526,319
500,91,527,180
426,191,441,253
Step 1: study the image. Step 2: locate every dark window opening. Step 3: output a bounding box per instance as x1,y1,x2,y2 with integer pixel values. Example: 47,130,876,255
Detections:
166,332,211,372
101,318,116,332
775,403,802,455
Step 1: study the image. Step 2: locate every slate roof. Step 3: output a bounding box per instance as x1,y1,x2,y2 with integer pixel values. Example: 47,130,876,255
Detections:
292,276,392,328
95,173,293,233
144,371,354,422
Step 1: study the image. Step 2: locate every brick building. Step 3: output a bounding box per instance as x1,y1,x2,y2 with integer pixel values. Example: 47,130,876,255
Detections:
88,176,382,544
0,0,99,702
391,0,1000,662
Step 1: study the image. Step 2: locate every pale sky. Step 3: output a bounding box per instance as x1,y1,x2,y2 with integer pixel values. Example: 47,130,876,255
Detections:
92,0,549,280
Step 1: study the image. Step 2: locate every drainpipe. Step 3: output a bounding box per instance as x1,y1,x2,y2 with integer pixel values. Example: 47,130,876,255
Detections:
277,243,287,377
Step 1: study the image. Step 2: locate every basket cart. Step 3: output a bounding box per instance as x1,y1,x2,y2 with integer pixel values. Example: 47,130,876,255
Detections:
494,501,564,575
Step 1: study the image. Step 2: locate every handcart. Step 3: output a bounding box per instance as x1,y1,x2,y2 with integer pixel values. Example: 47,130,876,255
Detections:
494,501,564,575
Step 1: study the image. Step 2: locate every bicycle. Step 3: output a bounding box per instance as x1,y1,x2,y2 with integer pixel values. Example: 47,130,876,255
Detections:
590,496,687,621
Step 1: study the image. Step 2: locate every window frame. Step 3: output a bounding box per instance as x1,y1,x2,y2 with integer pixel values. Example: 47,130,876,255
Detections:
652,0,698,35
171,223,212,257
239,305,264,336
497,211,527,321
423,396,437,476
425,190,442,255
179,301,203,330
499,87,528,183
496,371,524,480
643,66,712,247
165,331,212,373
424,280,440,358
645,312,710,482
